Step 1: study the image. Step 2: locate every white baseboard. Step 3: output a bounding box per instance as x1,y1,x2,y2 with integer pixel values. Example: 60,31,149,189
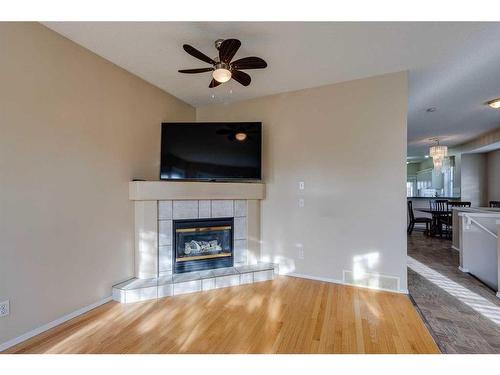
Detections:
497,292,500,299
451,245,460,252
0,296,112,353
283,272,408,295
285,272,344,285
458,266,469,273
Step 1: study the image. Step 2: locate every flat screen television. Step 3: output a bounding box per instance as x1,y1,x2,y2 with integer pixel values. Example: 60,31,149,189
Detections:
160,122,262,181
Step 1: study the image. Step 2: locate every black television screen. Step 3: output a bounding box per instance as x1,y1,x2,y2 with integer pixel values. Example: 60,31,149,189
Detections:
160,122,262,181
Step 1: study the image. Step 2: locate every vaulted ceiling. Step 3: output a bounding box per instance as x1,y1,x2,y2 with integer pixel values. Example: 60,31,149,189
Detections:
43,22,500,156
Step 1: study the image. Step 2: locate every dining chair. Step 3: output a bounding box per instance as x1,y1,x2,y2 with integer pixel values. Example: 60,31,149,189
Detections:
430,200,449,238
490,201,500,208
407,200,432,235
447,201,471,208
430,199,448,211
440,202,470,239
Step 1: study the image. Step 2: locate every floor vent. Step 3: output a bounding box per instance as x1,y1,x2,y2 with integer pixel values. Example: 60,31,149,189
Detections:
343,270,400,292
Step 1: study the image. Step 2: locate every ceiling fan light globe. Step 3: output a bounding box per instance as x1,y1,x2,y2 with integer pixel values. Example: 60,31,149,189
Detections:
235,132,247,141
212,68,231,83
487,98,500,109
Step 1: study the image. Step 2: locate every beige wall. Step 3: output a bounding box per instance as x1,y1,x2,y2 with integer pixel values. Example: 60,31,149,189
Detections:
406,162,420,177
453,127,500,154
487,149,500,202
450,127,500,200
461,153,488,206
0,23,195,344
197,72,408,290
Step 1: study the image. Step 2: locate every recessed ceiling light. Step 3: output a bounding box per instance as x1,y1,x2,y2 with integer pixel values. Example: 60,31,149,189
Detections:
426,107,437,113
487,98,500,109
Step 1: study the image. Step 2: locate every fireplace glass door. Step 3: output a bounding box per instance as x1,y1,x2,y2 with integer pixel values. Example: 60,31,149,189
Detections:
173,218,233,273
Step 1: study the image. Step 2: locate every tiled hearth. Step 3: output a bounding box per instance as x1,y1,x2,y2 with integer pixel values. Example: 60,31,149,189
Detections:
158,199,250,275
112,263,277,303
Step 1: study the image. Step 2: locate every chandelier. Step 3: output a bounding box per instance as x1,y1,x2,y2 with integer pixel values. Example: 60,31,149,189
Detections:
429,139,448,173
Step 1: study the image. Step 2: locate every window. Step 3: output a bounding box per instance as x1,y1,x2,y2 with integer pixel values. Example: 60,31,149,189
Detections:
406,182,414,197
407,176,417,197
443,165,454,197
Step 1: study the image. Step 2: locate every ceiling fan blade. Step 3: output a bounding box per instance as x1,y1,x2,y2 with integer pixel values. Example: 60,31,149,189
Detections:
183,44,216,65
178,68,214,74
231,56,267,70
209,79,221,88
219,39,241,64
231,70,251,86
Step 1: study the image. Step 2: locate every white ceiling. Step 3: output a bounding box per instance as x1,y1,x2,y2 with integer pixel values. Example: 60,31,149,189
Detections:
43,22,500,156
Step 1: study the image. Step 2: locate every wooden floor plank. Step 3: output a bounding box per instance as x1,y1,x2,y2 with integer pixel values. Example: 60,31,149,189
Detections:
3,276,439,354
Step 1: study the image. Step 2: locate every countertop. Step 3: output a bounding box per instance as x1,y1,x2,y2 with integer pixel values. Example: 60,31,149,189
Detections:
407,196,461,200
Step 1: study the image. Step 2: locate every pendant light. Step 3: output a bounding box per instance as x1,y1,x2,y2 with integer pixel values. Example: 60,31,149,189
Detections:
429,138,448,173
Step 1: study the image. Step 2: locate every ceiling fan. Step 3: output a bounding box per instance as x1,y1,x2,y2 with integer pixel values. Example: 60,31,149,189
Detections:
178,38,267,88
216,124,260,142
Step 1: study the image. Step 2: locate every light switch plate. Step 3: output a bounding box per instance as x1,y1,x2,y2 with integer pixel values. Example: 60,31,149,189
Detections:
299,181,305,190
0,300,9,317
298,198,305,208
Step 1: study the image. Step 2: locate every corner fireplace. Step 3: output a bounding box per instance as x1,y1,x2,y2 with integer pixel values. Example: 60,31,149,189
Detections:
173,217,234,273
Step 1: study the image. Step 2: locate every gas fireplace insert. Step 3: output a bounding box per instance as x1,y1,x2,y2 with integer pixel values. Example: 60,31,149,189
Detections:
173,217,234,273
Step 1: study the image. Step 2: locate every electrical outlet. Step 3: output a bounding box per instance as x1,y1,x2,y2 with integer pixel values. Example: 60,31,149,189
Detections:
299,181,305,190
298,198,305,208
298,248,304,260
296,244,304,260
0,300,9,317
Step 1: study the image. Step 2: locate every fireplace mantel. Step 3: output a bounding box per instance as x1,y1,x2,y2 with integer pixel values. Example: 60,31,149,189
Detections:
130,180,265,280
129,181,266,201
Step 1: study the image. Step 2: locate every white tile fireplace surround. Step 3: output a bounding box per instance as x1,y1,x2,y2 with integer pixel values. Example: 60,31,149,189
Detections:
112,181,273,303
158,200,249,274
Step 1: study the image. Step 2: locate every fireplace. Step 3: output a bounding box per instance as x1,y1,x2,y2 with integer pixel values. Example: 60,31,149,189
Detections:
173,217,234,273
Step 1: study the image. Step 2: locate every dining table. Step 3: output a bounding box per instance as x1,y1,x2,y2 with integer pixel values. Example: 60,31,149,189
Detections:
415,208,452,237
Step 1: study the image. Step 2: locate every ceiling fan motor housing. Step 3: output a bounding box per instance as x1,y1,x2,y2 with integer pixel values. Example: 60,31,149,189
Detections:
214,61,230,71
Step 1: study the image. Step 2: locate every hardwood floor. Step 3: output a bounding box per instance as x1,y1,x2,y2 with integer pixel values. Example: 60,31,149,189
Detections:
4,276,439,354
408,232,500,353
